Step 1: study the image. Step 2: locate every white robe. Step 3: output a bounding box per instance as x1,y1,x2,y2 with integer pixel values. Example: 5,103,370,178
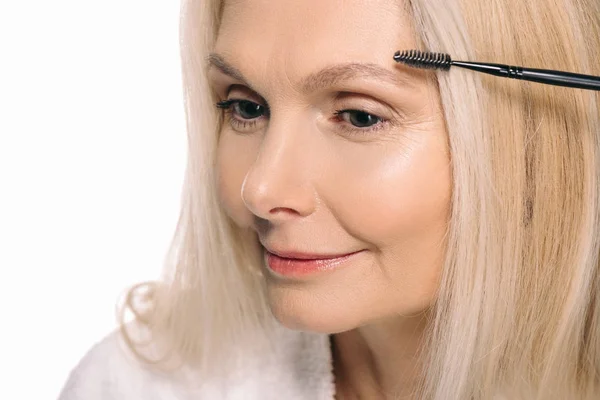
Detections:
58,324,335,399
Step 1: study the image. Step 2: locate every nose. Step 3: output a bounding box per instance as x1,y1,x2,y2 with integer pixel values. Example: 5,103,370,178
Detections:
241,120,317,222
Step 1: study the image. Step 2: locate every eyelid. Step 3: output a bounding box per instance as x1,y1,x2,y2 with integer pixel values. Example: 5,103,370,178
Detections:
332,93,401,120
226,85,267,105
334,104,389,121
215,93,406,136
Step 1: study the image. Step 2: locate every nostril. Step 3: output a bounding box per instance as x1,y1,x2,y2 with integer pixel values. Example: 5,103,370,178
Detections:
240,179,273,219
269,207,300,216
240,161,317,221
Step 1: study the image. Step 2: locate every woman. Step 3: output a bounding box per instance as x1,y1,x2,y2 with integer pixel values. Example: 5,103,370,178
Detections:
59,0,600,399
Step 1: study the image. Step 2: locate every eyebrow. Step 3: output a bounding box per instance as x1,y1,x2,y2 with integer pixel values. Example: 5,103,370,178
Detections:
207,53,415,93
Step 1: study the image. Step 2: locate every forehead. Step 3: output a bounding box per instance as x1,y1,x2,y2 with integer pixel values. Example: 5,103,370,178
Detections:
215,0,417,87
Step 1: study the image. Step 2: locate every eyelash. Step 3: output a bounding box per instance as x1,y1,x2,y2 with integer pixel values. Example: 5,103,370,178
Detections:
216,99,266,132
215,99,392,135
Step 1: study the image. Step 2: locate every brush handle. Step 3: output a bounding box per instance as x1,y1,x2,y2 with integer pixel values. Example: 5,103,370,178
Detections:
452,61,600,91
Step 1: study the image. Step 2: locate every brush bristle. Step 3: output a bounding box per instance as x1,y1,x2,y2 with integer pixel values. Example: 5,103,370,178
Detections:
393,50,452,71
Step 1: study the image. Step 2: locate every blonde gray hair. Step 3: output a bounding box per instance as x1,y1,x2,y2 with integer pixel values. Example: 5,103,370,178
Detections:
118,0,600,398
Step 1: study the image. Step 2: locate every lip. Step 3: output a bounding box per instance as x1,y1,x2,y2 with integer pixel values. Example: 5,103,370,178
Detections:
263,247,364,278
264,248,358,260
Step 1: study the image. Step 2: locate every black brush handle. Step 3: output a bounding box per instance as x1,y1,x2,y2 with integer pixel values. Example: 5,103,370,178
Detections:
452,61,600,91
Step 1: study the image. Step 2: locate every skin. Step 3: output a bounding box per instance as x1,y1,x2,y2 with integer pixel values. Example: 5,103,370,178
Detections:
209,0,452,398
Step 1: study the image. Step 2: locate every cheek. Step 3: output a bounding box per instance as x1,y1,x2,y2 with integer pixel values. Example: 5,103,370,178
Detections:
216,132,256,228
317,135,451,318
325,136,452,247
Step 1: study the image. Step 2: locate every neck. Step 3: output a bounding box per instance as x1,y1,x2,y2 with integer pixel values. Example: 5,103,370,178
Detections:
331,313,429,400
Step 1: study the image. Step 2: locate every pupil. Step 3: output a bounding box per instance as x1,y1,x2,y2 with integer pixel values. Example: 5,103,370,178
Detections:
238,101,263,119
350,111,376,127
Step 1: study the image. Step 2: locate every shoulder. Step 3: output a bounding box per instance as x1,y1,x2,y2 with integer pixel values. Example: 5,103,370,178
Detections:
58,327,140,400
58,328,120,400
57,325,183,400
57,322,335,400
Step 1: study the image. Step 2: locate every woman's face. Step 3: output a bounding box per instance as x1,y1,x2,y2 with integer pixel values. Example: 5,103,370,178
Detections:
211,0,452,333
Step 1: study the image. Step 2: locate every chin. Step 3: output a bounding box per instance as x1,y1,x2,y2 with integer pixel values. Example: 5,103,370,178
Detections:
265,285,361,334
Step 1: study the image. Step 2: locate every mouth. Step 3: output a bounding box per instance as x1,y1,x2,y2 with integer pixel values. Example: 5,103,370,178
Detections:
263,247,363,260
265,249,356,260
262,247,365,278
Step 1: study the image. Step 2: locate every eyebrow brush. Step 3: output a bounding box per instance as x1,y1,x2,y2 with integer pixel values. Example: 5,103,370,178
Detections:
393,49,600,91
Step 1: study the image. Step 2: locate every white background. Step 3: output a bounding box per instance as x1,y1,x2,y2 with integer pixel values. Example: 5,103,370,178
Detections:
0,1,186,398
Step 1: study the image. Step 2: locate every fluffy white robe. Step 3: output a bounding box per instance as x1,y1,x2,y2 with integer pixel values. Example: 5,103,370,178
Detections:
58,323,335,400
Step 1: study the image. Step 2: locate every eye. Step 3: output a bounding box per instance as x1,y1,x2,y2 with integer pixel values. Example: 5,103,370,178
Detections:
216,98,270,133
216,99,267,120
333,109,384,128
